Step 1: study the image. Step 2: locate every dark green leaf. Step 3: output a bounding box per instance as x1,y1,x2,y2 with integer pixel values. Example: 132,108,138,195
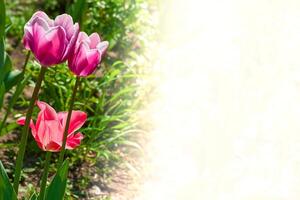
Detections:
0,53,12,82
6,74,29,110
0,75,28,136
0,160,17,200
69,0,86,26
4,69,23,92
45,160,69,200
0,0,5,37
0,0,5,68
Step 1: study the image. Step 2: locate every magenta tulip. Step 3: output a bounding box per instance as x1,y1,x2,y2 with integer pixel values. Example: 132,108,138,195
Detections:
17,101,86,152
68,32,109,76
23,11,79,66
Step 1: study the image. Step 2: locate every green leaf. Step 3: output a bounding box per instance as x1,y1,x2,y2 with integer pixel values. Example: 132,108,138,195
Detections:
0,160,17,200
0,0,5,38
45,160,69,200
5,23,11,35
0,38,4,69
5,16,12,34
120,140,144,153
29,193,38,200
69,0,86,26
0,122,18,136
0,75,28,136
106,86,136,104
0,83,5,109
0,53,12,82
0,0,5,68
4,69,23,92
6,74,29,110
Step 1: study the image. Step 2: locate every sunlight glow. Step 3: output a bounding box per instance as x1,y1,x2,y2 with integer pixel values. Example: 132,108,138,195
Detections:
136,0,300,199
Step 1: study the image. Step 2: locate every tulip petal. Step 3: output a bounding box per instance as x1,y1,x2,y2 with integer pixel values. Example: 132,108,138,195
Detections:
36,101,58,128
37,120,63,151
54,14,74,40
17,116,37,137
74,32,89,52
35,26,67,66
17,117,44,150
73,42,100,76
79,50,100,76
28,11,54,27
29,17,50,54
97,41,109,55
16,116,26,125
23,26,34,50
89,33,101,49
61,23,79,61
68,111,87,134
57,111,87,134
66,133,84,149
78,32,89,42
45,141,61,152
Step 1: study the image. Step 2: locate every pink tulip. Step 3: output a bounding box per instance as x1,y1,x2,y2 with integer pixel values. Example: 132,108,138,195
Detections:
23,11,79,66
68,32,109,76
17,101,86,152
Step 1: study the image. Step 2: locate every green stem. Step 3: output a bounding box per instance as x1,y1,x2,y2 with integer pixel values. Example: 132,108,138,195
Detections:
13,66,47,195
0,51,30,134
38,151,52,200
57,76,80,168
22,51,31,72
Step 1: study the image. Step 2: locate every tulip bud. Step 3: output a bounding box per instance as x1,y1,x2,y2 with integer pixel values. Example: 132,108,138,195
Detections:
23,11,79,66
68,32,109,76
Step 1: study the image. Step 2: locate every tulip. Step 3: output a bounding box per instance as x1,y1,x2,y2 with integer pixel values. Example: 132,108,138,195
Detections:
17,101,86,152
68,32,109,76
23,11,79,66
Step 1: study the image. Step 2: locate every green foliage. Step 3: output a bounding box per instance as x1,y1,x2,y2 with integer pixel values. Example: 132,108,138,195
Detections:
0,53,11,81
23,55,144,198
0,0,5,68
0,161,17,200
2,0,156,198
0,38,4,68
0,0,5,38
83,0,144,59
5,0,33,43
68,0,86,25
0,1,24,111
29,193,38,200
0,74,29,135
4,69,23,92
45,160,69,200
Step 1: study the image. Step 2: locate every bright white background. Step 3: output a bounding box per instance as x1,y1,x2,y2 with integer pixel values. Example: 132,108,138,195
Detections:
137,0,300,199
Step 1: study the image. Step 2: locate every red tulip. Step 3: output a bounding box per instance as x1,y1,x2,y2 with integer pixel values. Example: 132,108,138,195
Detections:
68,32,109,76
23,11,79,66
17,101,86,152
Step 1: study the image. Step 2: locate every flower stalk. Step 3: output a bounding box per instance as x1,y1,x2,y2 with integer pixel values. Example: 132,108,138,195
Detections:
38,151,52,200
57,76,81,167
13,66,47,194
